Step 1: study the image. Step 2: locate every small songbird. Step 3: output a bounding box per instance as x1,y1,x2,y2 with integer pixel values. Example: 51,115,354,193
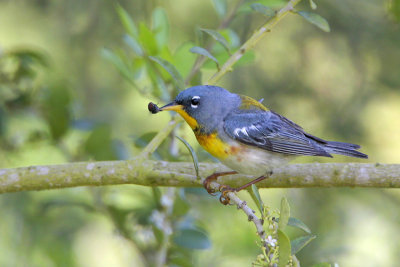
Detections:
151,85,367,204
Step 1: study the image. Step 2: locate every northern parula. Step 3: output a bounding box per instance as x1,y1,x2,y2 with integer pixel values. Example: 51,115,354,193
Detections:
150,85,367,203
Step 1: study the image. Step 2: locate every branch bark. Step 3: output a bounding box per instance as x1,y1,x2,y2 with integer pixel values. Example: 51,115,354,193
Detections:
210,180,267,239
0,160,398,194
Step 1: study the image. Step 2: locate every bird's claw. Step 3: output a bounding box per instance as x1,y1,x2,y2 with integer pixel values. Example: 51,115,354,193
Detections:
203,171,237,197
219,185,236,205
203,177,217,195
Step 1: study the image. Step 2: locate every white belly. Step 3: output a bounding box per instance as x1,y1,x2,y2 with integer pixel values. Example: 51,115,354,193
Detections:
219,145,293,176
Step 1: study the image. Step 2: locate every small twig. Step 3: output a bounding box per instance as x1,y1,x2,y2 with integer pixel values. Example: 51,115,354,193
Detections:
139,117,181,158
207,0,302,85
184,0,245,85
209,181,266,239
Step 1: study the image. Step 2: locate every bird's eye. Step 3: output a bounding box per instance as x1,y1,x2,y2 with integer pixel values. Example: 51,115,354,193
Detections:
191,96,200,108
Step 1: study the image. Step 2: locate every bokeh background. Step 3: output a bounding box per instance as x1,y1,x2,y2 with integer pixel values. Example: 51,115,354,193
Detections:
1,0,400,266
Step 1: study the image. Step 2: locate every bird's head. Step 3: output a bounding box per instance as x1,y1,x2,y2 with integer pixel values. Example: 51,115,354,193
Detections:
159,85,240,133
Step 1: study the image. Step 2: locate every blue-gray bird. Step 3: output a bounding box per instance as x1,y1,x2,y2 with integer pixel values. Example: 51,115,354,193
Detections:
152,85,368,203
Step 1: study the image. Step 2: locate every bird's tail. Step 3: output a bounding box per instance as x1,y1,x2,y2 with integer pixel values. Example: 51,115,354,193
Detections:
323,141,368,159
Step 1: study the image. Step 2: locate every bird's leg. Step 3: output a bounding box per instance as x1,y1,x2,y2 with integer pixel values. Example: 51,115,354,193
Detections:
203,171,237,195
219,171,273,205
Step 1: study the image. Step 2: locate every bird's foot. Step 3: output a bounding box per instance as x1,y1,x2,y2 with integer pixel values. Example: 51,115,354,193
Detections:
234,175,268,192
203,171,271,205
219,173,272,205
219,185,236,205
203,171,237,196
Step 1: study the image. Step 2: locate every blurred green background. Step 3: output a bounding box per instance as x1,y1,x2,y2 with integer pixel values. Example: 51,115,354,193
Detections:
1,0,400,266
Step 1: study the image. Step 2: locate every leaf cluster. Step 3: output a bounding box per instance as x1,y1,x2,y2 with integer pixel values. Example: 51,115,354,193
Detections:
251,194,332,267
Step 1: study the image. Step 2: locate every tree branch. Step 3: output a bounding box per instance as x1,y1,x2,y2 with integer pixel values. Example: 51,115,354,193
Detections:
0,160,398,194
208,180,266,239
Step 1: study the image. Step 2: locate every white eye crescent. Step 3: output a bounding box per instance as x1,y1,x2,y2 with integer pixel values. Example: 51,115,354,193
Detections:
191,96,200,108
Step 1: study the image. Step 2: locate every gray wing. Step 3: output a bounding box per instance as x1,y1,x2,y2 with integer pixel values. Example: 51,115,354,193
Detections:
223,110,332,157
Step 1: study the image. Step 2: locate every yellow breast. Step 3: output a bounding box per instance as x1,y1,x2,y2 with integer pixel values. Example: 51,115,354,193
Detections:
195,132,233,159
175,109,239,160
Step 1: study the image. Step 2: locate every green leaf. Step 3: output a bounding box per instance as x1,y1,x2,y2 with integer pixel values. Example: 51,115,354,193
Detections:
123,34,144,56
101,48,134,83
152,187,162,206
173,42,198,78
251,3,275,17
159,46,175,66
278,229,291,267
309,0,317,10
116,4,138,37
42,85,71,141
173,228,211,250
278,197,290,230
287,217,312,234
152,7,169,48
225,29,240,48
311,263,332,267
249,184,264,217
172,189,190,217
84,124,116,160
169,255,192,267
195,26,204,46
217,29,240,51
149,56,185,91
152,225,164,243
154,75,171,102
139,23,159,55
200,28,230,53
213,0,227,18
133,132,157,148
177,136,200,179
297,11,330,32
291,234,316,255
106,205,132,237
133,132,162,159
237,50,255,66
190,46,219,68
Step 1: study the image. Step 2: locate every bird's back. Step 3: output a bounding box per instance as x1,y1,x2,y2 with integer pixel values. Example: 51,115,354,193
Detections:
223,95,368,159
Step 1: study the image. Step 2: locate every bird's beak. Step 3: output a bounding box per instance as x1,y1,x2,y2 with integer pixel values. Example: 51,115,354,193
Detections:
159,101,183,112
159,101,198,129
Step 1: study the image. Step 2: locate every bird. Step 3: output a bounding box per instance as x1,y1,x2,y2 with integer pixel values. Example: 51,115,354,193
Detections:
150,85,368,204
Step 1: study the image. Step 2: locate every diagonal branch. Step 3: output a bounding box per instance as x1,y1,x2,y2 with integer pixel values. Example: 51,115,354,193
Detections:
0,160,399,194
139,117,181,158
208,180,266,239
207,0,302,85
